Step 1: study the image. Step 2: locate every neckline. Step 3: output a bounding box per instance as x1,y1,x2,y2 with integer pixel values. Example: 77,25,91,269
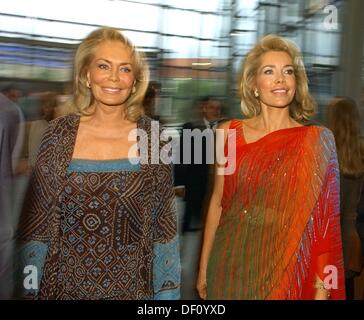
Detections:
239,120,308,146
70,114,144,162
70,157,140,163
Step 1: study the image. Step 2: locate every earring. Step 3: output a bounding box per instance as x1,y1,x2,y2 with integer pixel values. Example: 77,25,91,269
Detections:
132,86,136,94
86,80,91,88
254,89,259,98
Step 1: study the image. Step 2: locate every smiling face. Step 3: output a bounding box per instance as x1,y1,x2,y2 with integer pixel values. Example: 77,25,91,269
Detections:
87,40,135,109
255,51,296,111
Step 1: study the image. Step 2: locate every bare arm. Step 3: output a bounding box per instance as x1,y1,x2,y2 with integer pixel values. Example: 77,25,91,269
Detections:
196,121,230,300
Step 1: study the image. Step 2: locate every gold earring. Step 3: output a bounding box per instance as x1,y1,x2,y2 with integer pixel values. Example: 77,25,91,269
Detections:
254,89,259,97
132,86,136,94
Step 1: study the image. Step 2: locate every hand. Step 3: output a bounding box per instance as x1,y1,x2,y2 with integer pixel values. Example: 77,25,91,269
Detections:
314,275,330,300
314,286,330,300
174,186,185,198
196,271,207,300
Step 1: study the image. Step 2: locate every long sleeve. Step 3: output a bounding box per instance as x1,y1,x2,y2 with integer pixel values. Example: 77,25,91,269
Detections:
302,129,346,299
14,114,79,299
152,150,181,300
17,122,56,244
14,122,57,299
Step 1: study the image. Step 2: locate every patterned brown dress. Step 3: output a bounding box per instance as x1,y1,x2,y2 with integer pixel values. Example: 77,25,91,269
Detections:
16,114,180,300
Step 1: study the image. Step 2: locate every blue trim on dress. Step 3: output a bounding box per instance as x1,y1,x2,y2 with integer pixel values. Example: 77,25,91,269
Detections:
153,235,181,300
18,240,48,297
67,158,141,173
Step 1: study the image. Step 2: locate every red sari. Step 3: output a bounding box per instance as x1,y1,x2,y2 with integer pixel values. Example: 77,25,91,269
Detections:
207,120,345,299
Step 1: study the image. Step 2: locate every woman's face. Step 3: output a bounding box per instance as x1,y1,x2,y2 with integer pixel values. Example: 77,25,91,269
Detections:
255,51,296,110
87,40,135,109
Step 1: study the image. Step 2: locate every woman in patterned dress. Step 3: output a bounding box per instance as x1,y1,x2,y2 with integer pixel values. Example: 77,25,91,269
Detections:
16,27,180,300
197,35,345,300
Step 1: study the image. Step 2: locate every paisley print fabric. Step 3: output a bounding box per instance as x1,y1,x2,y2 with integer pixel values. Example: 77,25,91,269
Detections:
16,115,180,300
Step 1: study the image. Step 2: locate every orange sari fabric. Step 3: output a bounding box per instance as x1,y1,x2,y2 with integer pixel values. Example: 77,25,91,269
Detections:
207,120,345,299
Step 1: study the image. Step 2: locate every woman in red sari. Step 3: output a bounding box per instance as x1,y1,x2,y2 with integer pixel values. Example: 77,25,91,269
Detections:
197,35,345,300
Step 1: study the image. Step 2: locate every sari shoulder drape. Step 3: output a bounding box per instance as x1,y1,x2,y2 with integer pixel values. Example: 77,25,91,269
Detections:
207,120,345,299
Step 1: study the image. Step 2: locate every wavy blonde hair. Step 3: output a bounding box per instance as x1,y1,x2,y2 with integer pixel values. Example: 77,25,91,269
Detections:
68,27,150,122
328,96,364,178
238,34,316,121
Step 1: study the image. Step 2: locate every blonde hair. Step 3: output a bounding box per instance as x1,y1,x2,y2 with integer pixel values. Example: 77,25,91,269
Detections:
328,96,364,178
68,27,150,122
238,34,316,121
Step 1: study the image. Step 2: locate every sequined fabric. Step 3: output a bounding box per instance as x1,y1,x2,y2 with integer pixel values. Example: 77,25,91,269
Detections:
206,120,345,300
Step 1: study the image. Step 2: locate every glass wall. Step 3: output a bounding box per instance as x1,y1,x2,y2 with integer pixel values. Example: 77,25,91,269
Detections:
0,0,362,125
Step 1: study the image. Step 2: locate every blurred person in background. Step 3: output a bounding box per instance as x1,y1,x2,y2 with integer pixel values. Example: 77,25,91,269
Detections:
142,81,161,121
327,96,364,300
53,83,73,118
1,86,31,178
0,90,24,299
28,92,58,168
197,35,345,300
15,27,180,300
174,96,222,233
357,171,364,297
1,85,23,104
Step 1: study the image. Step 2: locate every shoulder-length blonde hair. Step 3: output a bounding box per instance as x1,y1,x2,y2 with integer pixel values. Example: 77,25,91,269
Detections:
328,96,364,178
68,27,150,122
238,34,316,121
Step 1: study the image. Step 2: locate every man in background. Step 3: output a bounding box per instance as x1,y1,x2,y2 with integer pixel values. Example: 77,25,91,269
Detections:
175,96,222,233
0,88,24,299
142,81,162,121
